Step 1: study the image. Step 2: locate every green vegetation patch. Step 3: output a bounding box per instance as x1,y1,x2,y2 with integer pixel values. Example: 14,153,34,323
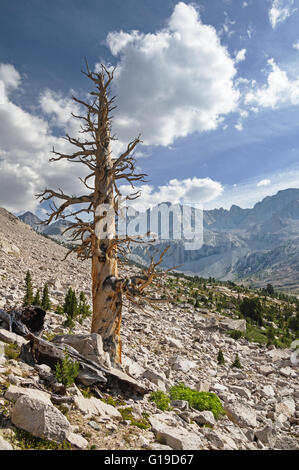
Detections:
4,343,20,360
227,330,244,340
118,407,151,430
101,396,126,407
169,384,225,419
245,324,268,345
149,390,172,411
11,429,71,450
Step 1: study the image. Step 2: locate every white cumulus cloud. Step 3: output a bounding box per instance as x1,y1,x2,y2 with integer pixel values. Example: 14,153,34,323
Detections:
0,63,21,92
103,2,239,147
119,177,223,212
245,58,299,109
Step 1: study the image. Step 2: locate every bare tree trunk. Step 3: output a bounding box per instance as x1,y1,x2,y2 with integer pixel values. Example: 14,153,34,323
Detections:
91,251,122,364
90,103,122,363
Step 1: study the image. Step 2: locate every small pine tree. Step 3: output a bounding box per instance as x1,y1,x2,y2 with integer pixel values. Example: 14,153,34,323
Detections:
23,270,34,307
63,287,78,328
41,283,51,310
33,289,41,306
217,349,225,365
78,291,91,321
231,353,243,369
63,288,77,318
54,351,79,388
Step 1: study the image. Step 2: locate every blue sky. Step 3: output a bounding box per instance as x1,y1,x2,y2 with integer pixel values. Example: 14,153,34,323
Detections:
0,0,299,215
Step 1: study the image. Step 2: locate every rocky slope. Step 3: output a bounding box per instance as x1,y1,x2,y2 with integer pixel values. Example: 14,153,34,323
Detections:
0,206,298,451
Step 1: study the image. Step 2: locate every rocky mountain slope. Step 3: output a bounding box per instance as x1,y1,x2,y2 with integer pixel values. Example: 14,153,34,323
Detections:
0,206,298,451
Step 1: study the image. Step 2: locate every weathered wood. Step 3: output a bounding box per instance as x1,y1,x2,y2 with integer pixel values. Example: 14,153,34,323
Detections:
26,333,148,397
50,395,75,405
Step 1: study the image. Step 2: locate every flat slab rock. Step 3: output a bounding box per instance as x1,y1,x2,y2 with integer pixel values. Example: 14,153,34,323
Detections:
74,395,122,419
149,414,202,450
224,401,257,428
26,333,148,396
168,355,197,372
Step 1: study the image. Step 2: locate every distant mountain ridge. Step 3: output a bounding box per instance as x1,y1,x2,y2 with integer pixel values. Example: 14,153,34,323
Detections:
128,188,299,293
18,212,73,242
18,188,299,293
203,188,299,230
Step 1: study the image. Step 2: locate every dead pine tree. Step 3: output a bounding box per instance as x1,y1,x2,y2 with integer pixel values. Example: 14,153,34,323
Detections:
37,62,169,365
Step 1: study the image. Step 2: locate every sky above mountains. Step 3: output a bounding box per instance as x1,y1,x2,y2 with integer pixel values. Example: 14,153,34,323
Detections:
0,0,299,215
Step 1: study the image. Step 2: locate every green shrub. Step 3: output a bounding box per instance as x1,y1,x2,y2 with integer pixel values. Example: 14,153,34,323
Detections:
169,384,225,419
245,324,268,345
55,305,64,315
63,288,78,318
80,387,92,398
101,396,126,407
54,352,79,388
231,354,243,369
78,292,92,320
33,289,41,306
228,330,243,340
149,390,172,411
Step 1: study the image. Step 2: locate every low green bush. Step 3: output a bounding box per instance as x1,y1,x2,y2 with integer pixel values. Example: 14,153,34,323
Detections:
101,396,126,407
169,384,225,419
217,349,225,365
149,390,172,411
228,330,243,340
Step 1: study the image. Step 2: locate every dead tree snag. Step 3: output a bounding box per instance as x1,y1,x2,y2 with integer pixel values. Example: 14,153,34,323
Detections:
37,61,167,365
